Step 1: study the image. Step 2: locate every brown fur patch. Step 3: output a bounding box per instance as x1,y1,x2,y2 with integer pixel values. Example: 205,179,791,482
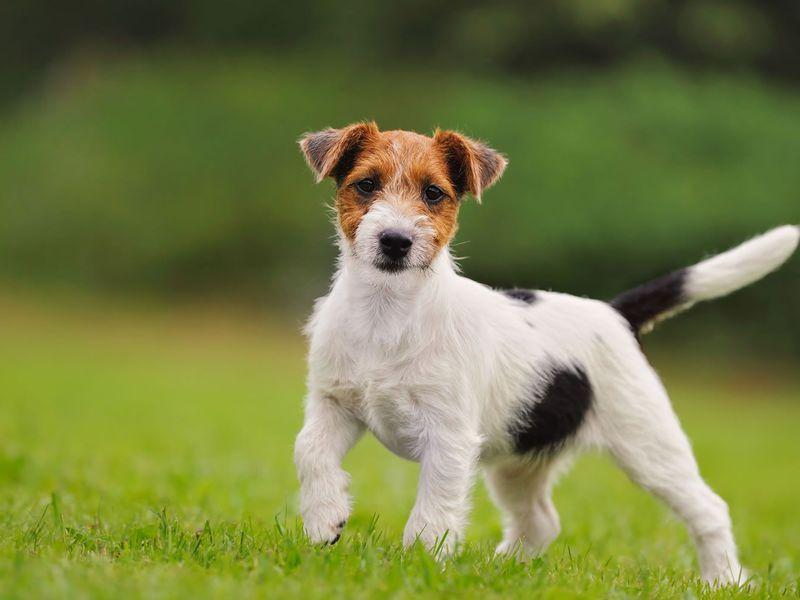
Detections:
424,191,461,251
433,129,507,201
336,184,373,241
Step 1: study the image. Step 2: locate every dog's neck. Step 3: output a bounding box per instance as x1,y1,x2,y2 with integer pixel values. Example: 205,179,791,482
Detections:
335,247,456,331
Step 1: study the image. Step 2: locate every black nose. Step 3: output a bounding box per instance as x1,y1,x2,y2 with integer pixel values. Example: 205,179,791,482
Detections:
379,230,413,261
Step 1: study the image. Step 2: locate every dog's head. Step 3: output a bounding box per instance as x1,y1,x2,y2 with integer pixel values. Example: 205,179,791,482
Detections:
300,122,506,274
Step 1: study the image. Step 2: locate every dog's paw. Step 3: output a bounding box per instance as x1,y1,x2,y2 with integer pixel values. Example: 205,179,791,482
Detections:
304,514,347,546
494,538,532,560
495,534,549,561
402,513,457,557
704,564,753,589
494,539,515,556
301,492,350,545
302,493,349,545
299,468,351,545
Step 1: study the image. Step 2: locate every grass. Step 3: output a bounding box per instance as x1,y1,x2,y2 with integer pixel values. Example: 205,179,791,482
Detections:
0,288,799,598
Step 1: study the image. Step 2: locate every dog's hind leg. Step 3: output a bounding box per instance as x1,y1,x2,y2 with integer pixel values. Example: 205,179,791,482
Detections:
485,458,562,558
596,356,746,586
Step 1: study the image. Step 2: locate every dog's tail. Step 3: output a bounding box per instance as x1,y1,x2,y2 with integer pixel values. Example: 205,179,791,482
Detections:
611,225,799,335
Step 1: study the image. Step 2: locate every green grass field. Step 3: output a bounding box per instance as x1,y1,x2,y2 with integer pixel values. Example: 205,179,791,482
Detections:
1,289,798,598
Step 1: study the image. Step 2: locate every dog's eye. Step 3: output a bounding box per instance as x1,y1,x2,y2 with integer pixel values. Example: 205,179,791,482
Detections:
356,178,376,194
424,185,445,204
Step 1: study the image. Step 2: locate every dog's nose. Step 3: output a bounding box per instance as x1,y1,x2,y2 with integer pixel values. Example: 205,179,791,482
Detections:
379,230,413,261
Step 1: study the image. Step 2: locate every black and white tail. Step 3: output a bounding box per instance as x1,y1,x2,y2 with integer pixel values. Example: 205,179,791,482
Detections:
612,225,799,335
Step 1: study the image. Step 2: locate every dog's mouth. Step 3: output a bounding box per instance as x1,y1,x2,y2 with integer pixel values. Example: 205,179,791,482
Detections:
373,257,410,273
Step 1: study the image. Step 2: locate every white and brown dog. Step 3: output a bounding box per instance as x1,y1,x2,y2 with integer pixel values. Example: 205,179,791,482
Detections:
294,121,798,586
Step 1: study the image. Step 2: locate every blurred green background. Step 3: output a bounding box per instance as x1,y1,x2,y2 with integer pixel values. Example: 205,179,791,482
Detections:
0,0,798,356
0,3,799,596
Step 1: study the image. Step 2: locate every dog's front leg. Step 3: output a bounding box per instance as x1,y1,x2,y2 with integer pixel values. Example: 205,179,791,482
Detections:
294,392,364,545
403,427,480,555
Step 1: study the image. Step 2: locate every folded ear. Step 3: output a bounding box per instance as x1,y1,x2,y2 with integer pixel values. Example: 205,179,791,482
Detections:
433,130,507,201
299,122,379,184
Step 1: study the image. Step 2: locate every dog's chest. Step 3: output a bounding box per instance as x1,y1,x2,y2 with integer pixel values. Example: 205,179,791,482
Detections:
358,382,429,461
344,358,448,461
312,324,456,462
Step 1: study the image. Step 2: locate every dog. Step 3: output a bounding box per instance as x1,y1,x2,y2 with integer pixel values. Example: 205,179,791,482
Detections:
293,121,798,586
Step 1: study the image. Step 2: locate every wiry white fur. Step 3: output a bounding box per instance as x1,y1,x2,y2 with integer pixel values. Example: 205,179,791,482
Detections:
295,218,797,587
353,201,436,273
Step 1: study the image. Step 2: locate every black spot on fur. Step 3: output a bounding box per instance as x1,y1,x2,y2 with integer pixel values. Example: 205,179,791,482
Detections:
443,152,469,197
610,268,687,335
511,365,592,455
332,142,364,185
502,288,538,304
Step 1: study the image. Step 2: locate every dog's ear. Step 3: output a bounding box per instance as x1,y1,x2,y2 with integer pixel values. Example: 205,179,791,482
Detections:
299,122,379,184
433,130,507,202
